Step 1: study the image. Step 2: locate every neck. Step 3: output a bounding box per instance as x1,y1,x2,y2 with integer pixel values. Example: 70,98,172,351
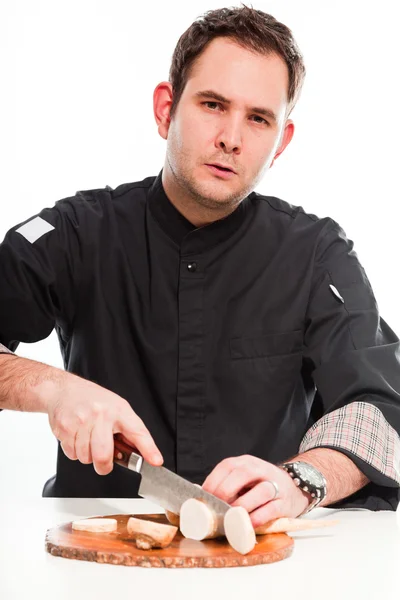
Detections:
161,164,238,228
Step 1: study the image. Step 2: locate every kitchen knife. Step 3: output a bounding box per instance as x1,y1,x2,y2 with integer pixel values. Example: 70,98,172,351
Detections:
113,436,230,537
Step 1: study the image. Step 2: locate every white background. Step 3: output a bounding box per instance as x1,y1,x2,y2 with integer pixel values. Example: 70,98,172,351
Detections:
1,0,399,496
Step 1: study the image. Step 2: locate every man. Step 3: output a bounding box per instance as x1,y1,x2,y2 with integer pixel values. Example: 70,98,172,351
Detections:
1,6,399,526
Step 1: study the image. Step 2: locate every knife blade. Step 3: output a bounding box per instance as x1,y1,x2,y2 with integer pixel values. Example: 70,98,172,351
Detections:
113,436,230,536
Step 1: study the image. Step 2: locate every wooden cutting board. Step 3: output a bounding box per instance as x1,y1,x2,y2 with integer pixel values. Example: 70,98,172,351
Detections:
45,513,294,568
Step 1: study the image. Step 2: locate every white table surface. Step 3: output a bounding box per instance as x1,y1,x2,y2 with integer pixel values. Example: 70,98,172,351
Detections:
1,497,399,600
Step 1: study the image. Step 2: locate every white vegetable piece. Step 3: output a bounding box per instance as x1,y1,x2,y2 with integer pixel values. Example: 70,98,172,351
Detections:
255,517,339,534
224,506,256,555
165,510,180,527
127,516,178,549
72,518,117,533
179,498,218,540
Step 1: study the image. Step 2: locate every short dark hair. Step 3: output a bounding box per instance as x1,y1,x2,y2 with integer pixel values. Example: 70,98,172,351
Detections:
168,4,306,120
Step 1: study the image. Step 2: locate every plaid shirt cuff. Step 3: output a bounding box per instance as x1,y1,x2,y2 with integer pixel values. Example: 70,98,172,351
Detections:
299,401,400,484
0,343,14,355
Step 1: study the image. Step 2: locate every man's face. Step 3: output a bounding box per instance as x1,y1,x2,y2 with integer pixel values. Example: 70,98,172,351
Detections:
164,37,293,211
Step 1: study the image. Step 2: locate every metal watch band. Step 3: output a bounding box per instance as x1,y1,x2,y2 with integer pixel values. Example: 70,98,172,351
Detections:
281,461,327,515
298,494,321,516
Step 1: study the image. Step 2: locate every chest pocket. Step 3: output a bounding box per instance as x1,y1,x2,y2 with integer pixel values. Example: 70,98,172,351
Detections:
230,330,303,360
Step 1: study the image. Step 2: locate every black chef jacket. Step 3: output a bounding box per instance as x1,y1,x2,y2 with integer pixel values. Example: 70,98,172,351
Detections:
1,170,400,510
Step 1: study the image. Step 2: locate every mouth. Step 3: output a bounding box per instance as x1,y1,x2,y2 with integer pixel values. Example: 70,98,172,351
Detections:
207,163,236,173
205,163,237,177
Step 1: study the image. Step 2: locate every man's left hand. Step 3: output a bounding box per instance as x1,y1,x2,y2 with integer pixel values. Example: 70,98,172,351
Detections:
201,455,311,528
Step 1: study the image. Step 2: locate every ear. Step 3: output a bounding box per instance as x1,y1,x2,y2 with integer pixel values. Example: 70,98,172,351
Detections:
153,82,173,140
270,120,295,168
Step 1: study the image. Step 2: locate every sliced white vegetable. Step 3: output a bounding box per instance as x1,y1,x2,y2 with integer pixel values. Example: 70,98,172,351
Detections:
179,498,218,540
224,506,256,555
165,510,180,527
255,517,339,534
72,518,117,533
127,516,178,549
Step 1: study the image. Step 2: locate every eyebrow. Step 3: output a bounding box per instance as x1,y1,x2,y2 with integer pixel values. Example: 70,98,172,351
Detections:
194,89,278,124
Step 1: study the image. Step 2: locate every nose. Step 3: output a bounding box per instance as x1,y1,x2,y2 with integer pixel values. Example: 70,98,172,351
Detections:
215,114,242,154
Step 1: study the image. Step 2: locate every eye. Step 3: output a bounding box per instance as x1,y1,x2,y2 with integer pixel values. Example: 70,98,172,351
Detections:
202,101,222,110
201,102,269,126
250,115,269,126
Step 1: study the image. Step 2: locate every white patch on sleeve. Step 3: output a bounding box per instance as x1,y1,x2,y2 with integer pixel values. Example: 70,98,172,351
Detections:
15,216,55,243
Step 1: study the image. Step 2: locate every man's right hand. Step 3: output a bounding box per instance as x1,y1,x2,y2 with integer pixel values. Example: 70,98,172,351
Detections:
45,375,163,476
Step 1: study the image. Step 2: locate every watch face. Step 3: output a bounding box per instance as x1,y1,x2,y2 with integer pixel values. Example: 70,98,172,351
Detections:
296,463,324,486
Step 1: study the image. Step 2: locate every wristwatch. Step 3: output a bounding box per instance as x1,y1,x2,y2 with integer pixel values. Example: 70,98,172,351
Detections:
280,461,327,515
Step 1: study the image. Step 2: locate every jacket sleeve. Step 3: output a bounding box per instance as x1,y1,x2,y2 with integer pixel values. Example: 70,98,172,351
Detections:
0,198,88,352
0,343,14,355
300,219,400,510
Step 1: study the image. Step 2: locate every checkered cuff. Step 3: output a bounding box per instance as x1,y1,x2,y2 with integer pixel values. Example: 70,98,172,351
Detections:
299,402,400,484
0,343,13,355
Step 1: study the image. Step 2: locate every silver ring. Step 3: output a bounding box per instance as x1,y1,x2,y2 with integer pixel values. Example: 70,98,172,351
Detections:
267,480,279,500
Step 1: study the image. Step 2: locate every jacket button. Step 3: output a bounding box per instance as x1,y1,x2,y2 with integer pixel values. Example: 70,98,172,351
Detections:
187,262,197,272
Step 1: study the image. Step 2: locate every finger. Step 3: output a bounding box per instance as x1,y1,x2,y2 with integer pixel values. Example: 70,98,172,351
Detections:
117,416,163,466
51,418,77,460
117,432,140,452
75,427,93,465
201,458,237,494
212,467,265,504
249,500,283,529
91,418,114,476
60,439,78,461
232,480,278,512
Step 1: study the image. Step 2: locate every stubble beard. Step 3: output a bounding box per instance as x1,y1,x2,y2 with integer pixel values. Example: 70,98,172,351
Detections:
167,153,253,213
